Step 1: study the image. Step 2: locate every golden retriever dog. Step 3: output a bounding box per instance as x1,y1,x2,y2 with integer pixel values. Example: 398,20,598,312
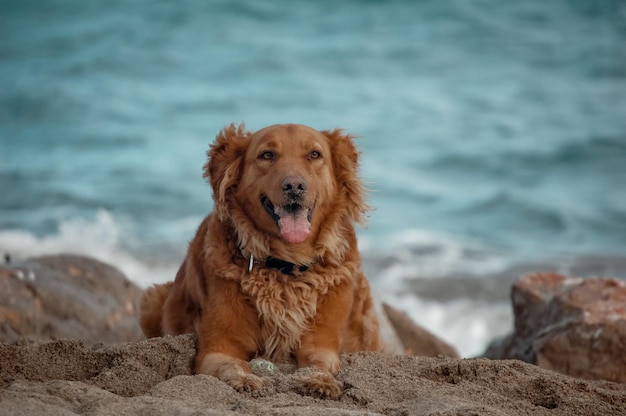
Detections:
140,123,387,399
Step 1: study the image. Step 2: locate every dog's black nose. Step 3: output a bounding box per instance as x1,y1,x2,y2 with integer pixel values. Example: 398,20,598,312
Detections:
282,176,307,199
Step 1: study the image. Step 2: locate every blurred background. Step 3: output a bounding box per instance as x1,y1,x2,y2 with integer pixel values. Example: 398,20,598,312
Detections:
1,0,625,356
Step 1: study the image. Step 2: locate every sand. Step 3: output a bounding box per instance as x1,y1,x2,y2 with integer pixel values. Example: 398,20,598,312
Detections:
1,334,625,416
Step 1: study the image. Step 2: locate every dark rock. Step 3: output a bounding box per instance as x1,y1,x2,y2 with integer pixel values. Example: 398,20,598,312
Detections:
484,273,626,383
0,255,144,344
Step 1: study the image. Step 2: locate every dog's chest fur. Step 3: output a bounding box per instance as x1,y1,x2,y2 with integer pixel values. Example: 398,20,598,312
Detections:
240,270,328,361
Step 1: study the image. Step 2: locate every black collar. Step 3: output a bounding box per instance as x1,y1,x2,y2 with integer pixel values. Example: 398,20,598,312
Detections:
243,252,311,277
264,256,309,276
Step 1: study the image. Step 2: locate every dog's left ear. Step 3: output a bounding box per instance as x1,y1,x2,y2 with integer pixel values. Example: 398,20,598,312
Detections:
204,123,250,220
323,129,369,225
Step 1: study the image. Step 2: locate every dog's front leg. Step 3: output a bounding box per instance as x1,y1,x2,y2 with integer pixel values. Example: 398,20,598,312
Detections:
196,351,268,393
296,281,353,400
194,285,268,393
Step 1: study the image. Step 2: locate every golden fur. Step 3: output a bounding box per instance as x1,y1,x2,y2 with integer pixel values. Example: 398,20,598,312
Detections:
140,123,384,399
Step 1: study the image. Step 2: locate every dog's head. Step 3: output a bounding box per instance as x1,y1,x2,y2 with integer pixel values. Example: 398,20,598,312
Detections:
204,123,368,262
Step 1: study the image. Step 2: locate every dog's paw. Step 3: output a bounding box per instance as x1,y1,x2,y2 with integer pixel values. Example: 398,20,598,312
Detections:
301,371,343,400
228,373,270,394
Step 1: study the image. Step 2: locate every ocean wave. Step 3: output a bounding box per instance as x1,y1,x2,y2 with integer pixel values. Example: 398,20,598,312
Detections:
0,210,520,357
388,294,512,358
360,229,511,283
0,210,179,288
3,210,624,357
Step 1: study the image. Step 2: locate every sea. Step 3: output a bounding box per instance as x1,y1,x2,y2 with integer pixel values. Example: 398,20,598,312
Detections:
1,0,625,357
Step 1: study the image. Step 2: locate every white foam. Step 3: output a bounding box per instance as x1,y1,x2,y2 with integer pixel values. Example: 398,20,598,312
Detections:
0,214,514,356
0,209,177,288
361,229,515,357
361,229,510,285
383,293,513,357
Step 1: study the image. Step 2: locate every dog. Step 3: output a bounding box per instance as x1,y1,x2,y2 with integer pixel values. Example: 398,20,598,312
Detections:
140,123,388,399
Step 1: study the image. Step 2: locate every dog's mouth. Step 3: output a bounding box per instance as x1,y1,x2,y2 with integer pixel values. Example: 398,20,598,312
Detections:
261,196,313,244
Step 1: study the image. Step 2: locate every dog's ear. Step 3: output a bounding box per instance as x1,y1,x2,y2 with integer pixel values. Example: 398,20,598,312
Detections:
323,129,369,226
204,123,250,220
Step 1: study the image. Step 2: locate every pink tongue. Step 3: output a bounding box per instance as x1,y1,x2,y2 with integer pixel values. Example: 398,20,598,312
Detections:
277,209,311,243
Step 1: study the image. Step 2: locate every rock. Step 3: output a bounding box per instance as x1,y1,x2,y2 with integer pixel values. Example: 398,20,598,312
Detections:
383,303,459,358
0,255,144,344
249,358,277,377
484,273,626,383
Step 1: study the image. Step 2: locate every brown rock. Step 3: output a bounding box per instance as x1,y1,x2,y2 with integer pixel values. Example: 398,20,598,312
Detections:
0,255,144,344
484,273,626,383
383,303,459,358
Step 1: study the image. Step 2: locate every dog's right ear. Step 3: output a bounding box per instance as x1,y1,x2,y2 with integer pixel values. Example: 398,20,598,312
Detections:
204,123,250,220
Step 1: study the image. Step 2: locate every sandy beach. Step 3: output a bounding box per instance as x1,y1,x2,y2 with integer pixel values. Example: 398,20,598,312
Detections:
2,334,625,415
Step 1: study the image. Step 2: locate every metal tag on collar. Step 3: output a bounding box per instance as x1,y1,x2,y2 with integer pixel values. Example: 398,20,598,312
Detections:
248,255,254,273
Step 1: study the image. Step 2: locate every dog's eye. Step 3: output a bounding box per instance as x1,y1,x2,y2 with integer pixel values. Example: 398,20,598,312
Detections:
308,151,322,160
259,151,274,161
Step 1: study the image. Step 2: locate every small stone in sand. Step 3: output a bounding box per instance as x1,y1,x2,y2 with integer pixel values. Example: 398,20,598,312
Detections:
249,358,276,377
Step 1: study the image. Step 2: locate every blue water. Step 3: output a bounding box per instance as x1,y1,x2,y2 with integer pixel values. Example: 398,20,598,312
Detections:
1,0,625,355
